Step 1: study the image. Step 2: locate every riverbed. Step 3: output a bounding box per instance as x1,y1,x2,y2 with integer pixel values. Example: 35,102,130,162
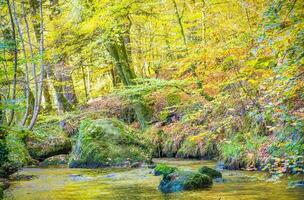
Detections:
4,158,304,200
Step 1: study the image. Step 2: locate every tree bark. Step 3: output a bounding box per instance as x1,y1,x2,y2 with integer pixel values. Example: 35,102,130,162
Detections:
6,0,18,126
12,0,31,126
106,36,149,129
28,0,44,130
22,0,38,120
172,0,187,48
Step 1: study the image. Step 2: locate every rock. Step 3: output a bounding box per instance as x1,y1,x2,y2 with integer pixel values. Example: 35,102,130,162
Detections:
69,174,91,181
153,164,177,177
147,164,156,169
288,180,304,188
104,173,116,178
198,166,222,178
131,162,142,168
9,174,37,181
68,119,151,168
216,162,225,171
0,162,18,178
40,154,69,166
26,127,71,161
159,171,212,193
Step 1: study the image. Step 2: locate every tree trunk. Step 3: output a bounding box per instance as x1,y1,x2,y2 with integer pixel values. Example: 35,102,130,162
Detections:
172,0,187,48
28,0,44,130
12,0,31,126
23,0,38,120
6,0,18,126
46,66,72,113
106,36,149,129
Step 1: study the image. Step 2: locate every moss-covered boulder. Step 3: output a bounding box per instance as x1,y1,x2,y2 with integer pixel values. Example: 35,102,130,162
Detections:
154,164,177,177
1,132,31,178
69,119,151,168
159,171,212,193
40,155,69,166
198,166,222,178
26,126,71,161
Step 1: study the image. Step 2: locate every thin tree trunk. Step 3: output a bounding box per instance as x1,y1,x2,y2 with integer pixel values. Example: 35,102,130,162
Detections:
6,0,18,126
172,0,187,48
42,76,53,111
12,0,30,126
22,0,38,120
28,0,44,130
81,65,88,102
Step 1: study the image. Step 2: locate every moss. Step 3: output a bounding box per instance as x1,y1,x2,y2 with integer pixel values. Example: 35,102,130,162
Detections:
198,166,222,178
154,164,177,177
158,170,212,193
26,125,71,161
6,134,32,167
183,172,213,190
69,118,152,168
0,187,3,199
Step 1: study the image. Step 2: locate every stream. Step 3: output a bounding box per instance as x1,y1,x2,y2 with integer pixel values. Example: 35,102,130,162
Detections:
4,158,304,200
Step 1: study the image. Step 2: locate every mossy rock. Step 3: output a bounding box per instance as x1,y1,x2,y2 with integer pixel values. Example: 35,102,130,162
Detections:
0,178,9,199
1,133,31,178
159,171,212,193
40,154,69,166
198,166,222,178
154,164,177,177
69,119,152,168
26,126,71,161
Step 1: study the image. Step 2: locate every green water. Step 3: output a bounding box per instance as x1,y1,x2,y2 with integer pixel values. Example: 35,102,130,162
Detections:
4,158,304,200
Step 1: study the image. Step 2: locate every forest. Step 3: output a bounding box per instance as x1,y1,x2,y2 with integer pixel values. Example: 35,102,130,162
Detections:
0,0,303,199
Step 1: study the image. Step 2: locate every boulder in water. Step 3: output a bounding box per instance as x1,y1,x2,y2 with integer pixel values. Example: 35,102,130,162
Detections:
159,171,212,193
198,166,222,178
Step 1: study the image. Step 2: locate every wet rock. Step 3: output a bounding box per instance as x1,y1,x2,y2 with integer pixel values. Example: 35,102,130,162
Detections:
104,173,116,178
69,174,90,181
9,174,37,181
198,166,222,178
159,171,212,193
216,162,225,171
288,180,304,188
131,162,142,168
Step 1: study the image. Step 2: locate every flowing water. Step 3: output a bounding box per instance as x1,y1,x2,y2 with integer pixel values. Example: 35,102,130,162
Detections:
4,158,304,200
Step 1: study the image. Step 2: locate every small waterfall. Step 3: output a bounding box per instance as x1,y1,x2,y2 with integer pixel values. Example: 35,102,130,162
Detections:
74,130,83,160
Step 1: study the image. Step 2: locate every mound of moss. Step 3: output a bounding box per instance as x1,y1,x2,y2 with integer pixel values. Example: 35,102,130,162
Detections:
198,166,222,178
154,164,177,177
1,130,32,178
69,119,151,168
159,171,212,193
26,126,71,161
